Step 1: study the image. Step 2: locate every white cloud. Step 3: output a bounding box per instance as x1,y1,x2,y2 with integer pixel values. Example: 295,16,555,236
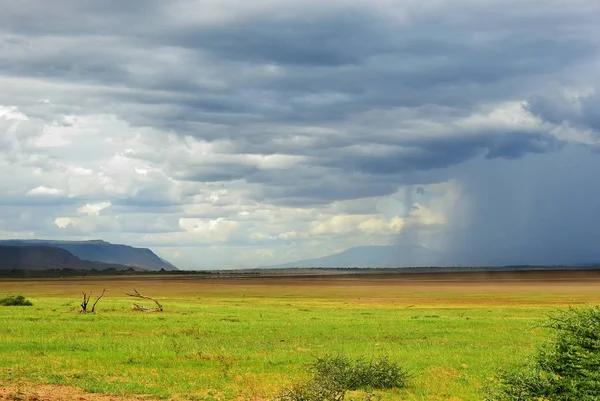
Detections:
311,214,405,236
27,186,62,196
0,105,28,121
77,202,111,216
178,217,239,243
54,217,72,229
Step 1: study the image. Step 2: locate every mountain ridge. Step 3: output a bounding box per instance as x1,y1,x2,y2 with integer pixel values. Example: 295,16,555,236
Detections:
267,244,600,269
0,239,177,271
0,245,138,271
267,244,444,268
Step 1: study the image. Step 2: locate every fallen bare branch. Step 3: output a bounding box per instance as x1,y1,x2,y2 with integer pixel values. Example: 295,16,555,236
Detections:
126,288,162,312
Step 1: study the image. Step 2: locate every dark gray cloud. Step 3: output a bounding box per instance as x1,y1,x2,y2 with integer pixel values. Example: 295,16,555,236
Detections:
257,171,400,207
484,132,564,159
171,9,393,67
526,92,600,134
157,129,564,206
3,0,598,131
0,0,164,36
343,132,564,174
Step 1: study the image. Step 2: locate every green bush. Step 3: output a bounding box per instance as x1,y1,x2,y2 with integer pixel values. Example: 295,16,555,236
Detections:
485,306,600,400
274,355,408,401
312,354,408,390
0,295,33,306
276,375,346,401
484,366,560,401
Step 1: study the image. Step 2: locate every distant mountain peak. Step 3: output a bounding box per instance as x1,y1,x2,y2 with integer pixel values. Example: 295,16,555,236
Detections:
267,244,443,269
0,239,177,271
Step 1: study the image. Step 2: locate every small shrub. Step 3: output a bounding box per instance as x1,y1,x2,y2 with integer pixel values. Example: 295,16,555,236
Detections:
485,306,600,400
0,295,33,306
276,376,346,401
274,355,408,401
483,365,559,401
313,354,408,390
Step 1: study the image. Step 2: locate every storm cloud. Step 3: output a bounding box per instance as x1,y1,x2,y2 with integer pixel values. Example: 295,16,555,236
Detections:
1,0,599,268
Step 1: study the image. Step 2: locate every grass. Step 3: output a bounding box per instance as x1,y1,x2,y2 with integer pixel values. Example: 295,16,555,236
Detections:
1,275,600,400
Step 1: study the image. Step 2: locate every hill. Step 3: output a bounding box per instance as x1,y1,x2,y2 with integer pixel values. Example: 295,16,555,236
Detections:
268,244,600,269
0,240,177,271
268,245,443,268
0,245,135,271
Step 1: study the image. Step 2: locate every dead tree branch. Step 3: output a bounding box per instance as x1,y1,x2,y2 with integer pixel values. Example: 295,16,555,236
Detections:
126,288,163,312
78,288,106,313
91,288,106,312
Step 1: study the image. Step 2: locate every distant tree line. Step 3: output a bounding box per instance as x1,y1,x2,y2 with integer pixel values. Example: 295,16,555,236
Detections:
0,268,212,278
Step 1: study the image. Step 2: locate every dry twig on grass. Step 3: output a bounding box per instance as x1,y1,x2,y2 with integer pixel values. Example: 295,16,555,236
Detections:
126,288,163,312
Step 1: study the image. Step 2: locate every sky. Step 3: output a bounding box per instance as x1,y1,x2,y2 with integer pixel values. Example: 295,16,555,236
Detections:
1,0,600,270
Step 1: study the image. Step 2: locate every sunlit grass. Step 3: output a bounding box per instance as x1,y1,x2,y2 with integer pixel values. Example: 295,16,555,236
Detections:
1,275,599,400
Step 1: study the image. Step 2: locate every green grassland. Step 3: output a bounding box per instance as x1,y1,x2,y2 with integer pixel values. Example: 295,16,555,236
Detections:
1,275,600,400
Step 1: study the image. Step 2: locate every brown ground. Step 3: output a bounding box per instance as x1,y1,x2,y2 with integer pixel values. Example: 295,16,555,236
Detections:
3,270,600,304
0,385,156,401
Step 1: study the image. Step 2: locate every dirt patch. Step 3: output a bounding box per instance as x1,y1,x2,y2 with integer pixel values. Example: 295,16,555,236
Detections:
0,385,155,401
3,273,600,306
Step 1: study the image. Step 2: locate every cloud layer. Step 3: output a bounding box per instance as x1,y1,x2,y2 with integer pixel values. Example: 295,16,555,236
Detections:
1,0,600,268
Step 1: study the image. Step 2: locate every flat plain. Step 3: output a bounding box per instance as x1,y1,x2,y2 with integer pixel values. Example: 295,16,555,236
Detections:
1,272,600,401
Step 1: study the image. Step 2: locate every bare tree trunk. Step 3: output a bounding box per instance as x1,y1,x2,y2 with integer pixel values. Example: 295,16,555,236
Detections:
77,289,106,313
